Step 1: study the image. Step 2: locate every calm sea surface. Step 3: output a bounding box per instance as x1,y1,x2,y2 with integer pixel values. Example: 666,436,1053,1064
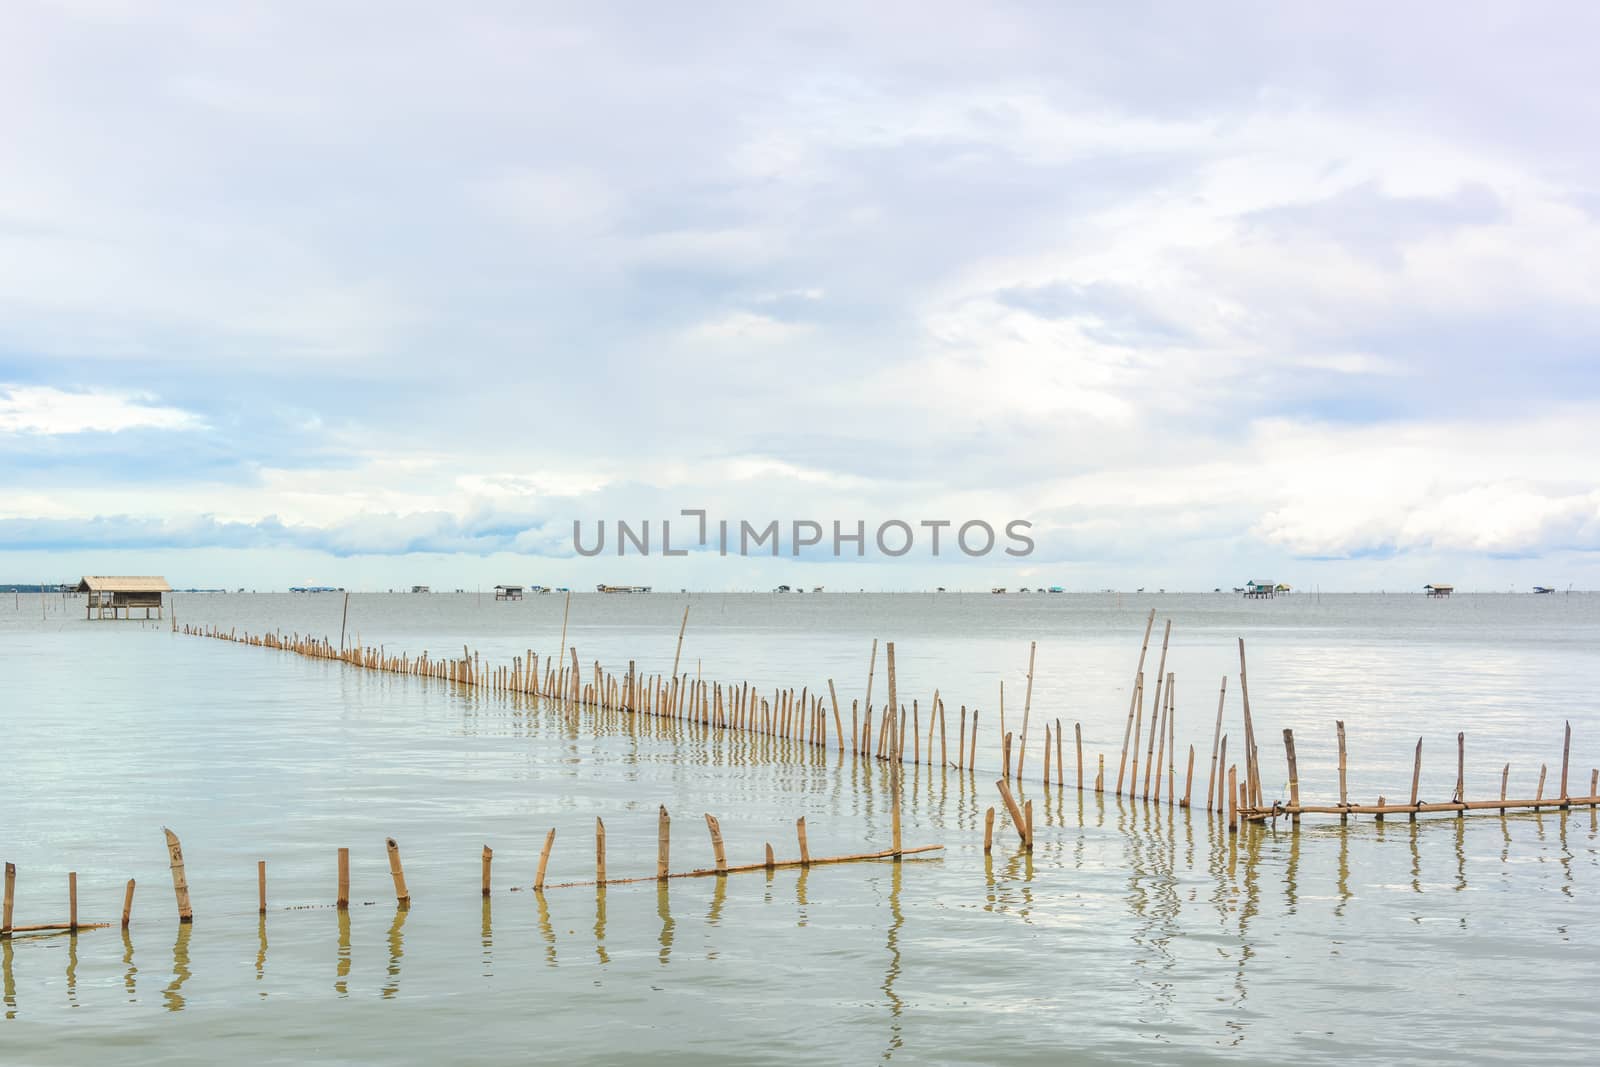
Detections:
3,591,1598,1063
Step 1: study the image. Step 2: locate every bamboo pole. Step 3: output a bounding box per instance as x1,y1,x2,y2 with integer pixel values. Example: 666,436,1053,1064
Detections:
1410,738,1423,821
1017,641,1036,780
594,820,605,884
705,814,728,873
1217,735,1228,813
1115,609,1157,796
887,642,902,857
1227,765,1238,833
671,604,689,679
797,817,811,867
556,591,571,689
385,839,409,906
1537,764,1547,801
540,844,944,889
1238,639,1260,808
969,710,979,770
1283,729,1300,824
1182,745,1194,807
1560,721,1571,806
535,829,556,891
1095,752,1103,792
1128,674,1143,798
164,828,194,923
337,847,350,910
658,806,671,880
1206,676,1226,812
483,845,495,896
339,591,349,652
941,700,950,769
3,861,13,932
1501,763,1510,805
1025,800,1034,851
864,638,878,726
1337,720,1348,818
1151,677,1168,803
1143,668,1165,800
123,878,136,928
958,706,967,771
828,680,844,754
996,779,1029,847
68,871,77,930
1075,722,1084,791
1043,724,1051,788
1455,732,1466,807
983,807,995,853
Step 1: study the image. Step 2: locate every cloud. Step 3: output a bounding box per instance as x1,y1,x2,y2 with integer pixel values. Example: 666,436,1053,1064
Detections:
0,384,201,435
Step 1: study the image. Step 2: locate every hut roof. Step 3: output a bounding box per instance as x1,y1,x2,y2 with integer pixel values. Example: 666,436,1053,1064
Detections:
76,575,171,593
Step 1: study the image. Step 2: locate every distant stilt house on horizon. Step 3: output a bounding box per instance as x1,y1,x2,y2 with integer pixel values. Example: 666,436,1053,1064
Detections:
494,584,524,601
1425,583,1454,597
1243,579,1277,599
77,575,170,620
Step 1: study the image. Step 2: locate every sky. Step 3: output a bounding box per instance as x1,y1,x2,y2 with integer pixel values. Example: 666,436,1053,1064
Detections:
2,1,1598,591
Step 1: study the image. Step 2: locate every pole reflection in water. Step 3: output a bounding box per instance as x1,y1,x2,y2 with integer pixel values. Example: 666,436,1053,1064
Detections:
381,906,406,1000
335,910,351,998
163,924,192,1013
255,916,267,997
122,929,138,1003
795,866,810,922
1336,826,1351,917
881,861,905,1061
536,891,557,967
656,884,673,966
65,933,78,1009
593,887,608,965
482,897,494,977
3,936,15,1019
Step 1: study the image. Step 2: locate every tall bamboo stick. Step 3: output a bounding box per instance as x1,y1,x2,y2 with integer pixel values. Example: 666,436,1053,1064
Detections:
1017,641,1037,780
535,829,556,891
705,814,727,873
1115,609,1157,796
658,806,671,880
1206,676,1226,813
124,878,137,927
387,839,410,906
671,605,689,679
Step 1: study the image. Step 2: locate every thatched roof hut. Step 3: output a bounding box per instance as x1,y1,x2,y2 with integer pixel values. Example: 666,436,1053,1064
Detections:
76,575,171,619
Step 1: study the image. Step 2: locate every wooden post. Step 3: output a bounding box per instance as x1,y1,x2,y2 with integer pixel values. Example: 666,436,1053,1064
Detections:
1375,794,1386,823
1409,738,1422,821
658,806,671,880
864,638,878,727
1337,720,1349,819
764,844,775,871
828,680,844,753
339,591,350,652
1501,763,1510,806
1455,732,1466,808
535,829,556,891
942,700,950,769
1227,765,1238,833
705,814,727,873
595,819,605,883
887,642,902,857
1283,729,1300,823
483,845,495,896
996,779,1028,846
1143,669,1165,800
1075,726,1088,793
671,604,689,679
123,878,136,928
1056,718,1065,788
1017,641,1036,780
1560,721,1571,806
556,591,571,692
1216,735,1227,813
164,828,194,923
1024,800,1034,852
1206,676,1226,812
1115,609,1157,796
385,839,410,906
68,871,77,931
1095,752,1104,792
983,807,995,853
1043,724,1051,788
257,861,267,914
3,861,14,932
1238,639,1260,809
797,817,811,867
1536,764,1547,801
337,847,350,910
1182,745,1194,807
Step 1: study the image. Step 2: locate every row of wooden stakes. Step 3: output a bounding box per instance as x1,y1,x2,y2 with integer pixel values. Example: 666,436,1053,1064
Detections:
2,808,942,936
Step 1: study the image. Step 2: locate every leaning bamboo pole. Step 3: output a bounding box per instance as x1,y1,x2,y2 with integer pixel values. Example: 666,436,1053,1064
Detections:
1115,609,1157,796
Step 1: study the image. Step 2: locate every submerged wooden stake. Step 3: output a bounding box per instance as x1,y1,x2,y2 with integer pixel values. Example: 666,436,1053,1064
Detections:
1017,641,1037,780
1560,721,1572,806
68,871,77,931
257,861,267,914
123,878,136,928
797,817,811,867
671,604,690,679
1075,722,1084,791
337,847,350,910
983,807,995,853
1337,720,1349,818
4,861,15,932
1227,765,1238,833
1410,738,1423,821
1182,744,1195,807
164,828,194,923
1283,729,1301,824
484,845,495,896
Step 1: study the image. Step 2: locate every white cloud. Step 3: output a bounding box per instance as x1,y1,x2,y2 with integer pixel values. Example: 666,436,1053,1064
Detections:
0,384,201,435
